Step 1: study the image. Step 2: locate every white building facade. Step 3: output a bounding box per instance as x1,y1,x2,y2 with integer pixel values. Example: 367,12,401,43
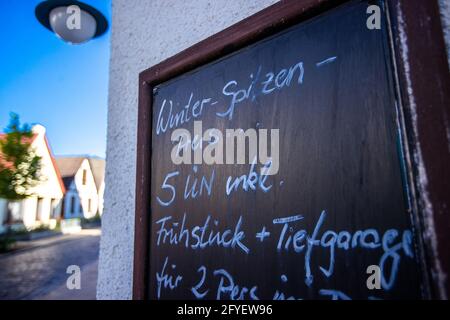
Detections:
0,125,65,233
56,157,105,219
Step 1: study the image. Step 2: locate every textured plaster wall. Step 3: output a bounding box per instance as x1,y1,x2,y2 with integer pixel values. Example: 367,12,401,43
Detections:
97,0,278,300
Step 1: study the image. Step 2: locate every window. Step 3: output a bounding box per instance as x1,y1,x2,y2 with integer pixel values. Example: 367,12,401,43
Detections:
51,199,59,218
70,196,76,215
82,169,87,185
88,199,92,213
8,201,22,223
36,197,44,221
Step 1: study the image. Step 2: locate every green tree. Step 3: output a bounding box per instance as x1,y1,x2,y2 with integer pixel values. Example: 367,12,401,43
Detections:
0,113,41,200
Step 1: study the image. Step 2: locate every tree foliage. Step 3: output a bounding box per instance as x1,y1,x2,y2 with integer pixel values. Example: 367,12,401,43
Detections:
0,113,41,200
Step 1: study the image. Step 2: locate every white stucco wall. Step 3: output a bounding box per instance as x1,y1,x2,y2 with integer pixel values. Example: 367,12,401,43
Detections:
23,126,64,227
97,181,105,215
0,125,64,232
73,159,99,219
97,0,278,300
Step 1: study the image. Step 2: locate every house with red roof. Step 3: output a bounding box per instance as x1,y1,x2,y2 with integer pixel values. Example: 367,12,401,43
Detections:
0,125,65,233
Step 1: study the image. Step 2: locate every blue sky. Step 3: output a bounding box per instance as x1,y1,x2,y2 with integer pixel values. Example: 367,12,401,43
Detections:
0,0,111,158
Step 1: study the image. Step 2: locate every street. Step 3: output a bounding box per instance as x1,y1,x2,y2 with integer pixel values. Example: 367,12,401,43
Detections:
0,229,100,300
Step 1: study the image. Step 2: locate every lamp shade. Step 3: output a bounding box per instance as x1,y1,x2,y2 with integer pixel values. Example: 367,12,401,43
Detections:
49,6,97,44
35,0,108,44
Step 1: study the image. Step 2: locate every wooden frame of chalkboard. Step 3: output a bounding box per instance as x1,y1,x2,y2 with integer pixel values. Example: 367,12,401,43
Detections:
134,0,450,300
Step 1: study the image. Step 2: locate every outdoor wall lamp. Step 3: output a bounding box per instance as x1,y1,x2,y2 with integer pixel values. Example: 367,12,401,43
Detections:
35,0,108,44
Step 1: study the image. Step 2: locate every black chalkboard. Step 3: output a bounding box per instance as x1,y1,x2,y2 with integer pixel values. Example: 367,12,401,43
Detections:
147,0,422,300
